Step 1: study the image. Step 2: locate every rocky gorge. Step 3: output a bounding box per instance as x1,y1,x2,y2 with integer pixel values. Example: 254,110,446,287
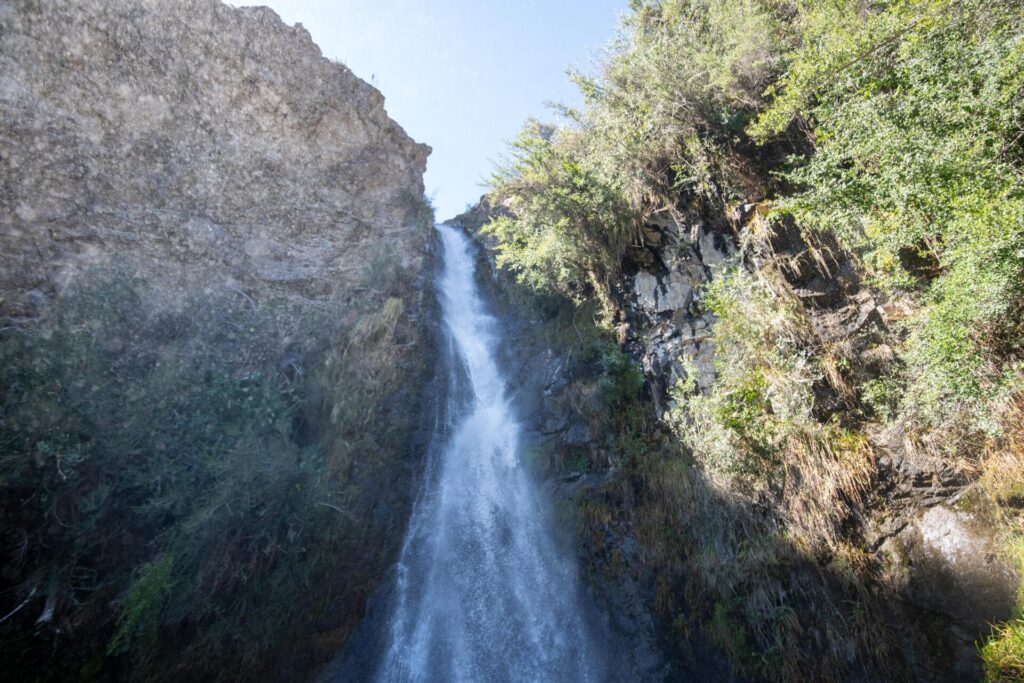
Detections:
1,0,1022,681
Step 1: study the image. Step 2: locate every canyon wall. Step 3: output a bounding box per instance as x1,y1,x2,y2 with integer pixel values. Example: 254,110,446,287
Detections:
0,2,435,680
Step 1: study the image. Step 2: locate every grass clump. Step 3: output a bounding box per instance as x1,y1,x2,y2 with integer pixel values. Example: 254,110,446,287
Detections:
981,539,1024,681
978,397,1024,681
670,266,873,550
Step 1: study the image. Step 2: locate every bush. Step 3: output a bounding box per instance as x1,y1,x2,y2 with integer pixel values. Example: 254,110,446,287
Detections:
580,338,645,408
981,539,1024,681
483,120,636,310
573,0,788,205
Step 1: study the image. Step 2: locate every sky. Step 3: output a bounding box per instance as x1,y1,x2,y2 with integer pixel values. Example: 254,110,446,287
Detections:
245,0,627,220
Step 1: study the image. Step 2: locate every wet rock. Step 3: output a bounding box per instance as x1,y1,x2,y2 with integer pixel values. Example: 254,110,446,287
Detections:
565,420,593,446
895,505,1018,631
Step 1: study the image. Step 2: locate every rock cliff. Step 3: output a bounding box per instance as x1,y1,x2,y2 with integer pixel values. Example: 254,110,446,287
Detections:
1,0,430,315
0,2,436,681
450,189,1020,681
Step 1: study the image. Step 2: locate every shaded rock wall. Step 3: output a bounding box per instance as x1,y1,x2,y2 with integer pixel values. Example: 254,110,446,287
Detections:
0,2,436,680
450,187,1019,680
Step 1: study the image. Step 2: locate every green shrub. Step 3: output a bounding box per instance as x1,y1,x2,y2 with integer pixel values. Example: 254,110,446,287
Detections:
483,120,636,309
670,266,809,489
580,338,645,408
670,266,872,547
754,0,1024,437
573,0,788,205
108,554,176,656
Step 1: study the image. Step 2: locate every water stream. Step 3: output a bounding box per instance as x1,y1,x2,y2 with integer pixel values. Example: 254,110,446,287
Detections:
370,224,605,682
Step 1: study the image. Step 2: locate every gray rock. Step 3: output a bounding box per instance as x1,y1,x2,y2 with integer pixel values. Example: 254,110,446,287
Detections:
895,504,1018,631
634,270,660,310
659,272,693,311
633,270,694,314
698,229,728,267
0,0,431,314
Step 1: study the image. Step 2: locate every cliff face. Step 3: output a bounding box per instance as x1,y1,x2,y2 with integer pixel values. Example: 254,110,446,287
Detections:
610,201,1019,681
452,186,1019,681
0,2,435,681
1,0,430,314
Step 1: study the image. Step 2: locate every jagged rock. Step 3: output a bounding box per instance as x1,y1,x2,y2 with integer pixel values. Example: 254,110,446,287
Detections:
634,270,660,311
729,202,758,225
697,230,729,267
621,212,731,410
631,270,696,314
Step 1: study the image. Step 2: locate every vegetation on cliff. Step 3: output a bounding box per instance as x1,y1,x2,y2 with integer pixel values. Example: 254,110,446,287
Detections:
481,0,1023,678
0,1,437,680
0,238,433,682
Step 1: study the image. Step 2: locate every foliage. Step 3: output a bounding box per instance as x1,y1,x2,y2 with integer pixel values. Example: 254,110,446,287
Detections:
483,121,636,307
671,267,810,489
481,0,792,314
981,539,1024,681
755,0,1024,436
580,337,645,408
0,266,423,681
671,266,871,538
983,619,1024,682
978,397,1024,681
573,0,788,206
482,0,1024,677
108,554,176,656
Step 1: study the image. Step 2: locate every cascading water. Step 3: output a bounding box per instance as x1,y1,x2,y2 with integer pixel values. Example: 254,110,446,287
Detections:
371,224,605,682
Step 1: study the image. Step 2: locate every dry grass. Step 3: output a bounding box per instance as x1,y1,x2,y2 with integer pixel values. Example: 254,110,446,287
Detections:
977,393,1024,681
659,217,898,678
778,427,875,553
979,394,1024,505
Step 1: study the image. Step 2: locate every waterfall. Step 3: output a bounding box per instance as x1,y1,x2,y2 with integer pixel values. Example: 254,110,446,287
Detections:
371,224,604,682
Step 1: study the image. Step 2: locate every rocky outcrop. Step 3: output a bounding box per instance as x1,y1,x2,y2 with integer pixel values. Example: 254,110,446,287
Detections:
617,207,736,410
450,185,1020,680
0,0,431,316
0,2,436,680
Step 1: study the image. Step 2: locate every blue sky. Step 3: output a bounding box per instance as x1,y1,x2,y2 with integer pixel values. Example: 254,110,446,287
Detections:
247,1,627,220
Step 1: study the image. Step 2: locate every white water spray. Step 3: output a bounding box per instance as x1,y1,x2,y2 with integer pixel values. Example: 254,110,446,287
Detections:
374,225,604,682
